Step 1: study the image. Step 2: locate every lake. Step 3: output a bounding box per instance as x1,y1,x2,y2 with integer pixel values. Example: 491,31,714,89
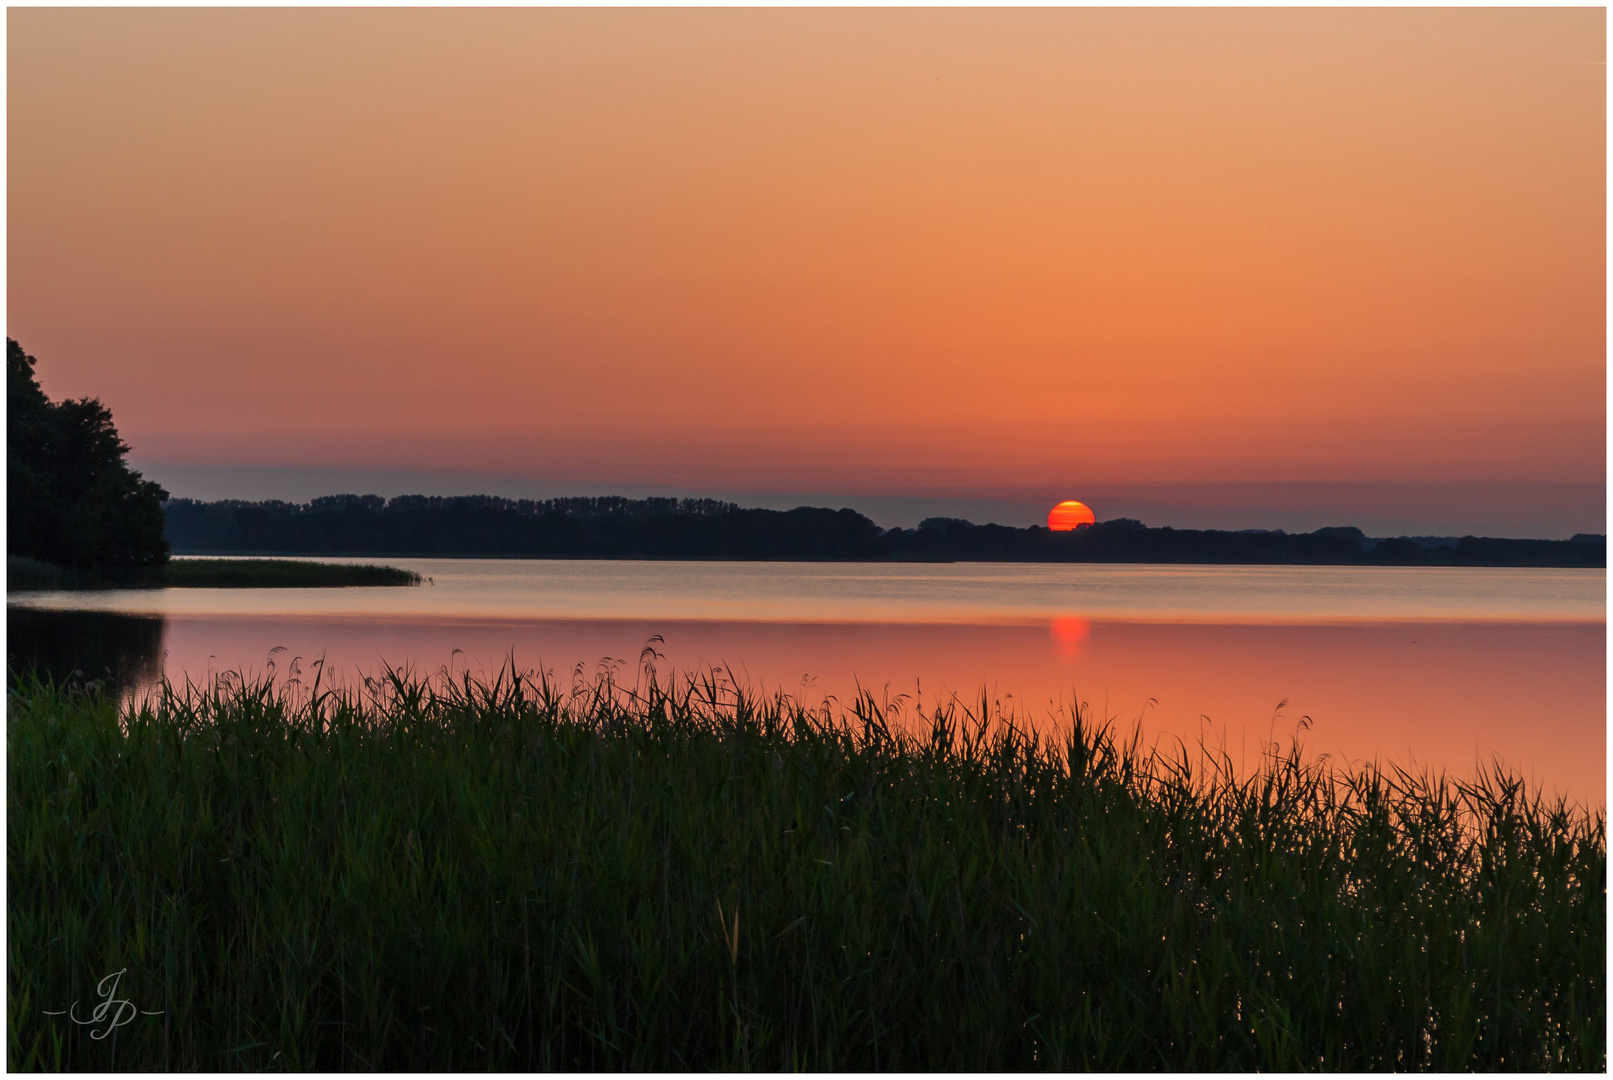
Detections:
8,559,1605,804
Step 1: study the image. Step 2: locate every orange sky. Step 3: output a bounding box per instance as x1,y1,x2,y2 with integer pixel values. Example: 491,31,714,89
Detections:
7,9,1606,522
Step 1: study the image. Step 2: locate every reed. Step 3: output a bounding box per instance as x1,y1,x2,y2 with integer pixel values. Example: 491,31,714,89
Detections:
162,558,420,588
7,662,1603,1070
5,557,76,591
6,556,420,591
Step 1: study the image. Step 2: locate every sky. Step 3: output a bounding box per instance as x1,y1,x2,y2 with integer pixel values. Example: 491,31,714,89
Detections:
7,8,1606,536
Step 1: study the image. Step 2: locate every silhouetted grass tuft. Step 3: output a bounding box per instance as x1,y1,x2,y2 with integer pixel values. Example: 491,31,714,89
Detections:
8,662,1603,1070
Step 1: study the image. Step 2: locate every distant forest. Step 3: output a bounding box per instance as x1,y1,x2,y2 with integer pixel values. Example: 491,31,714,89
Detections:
164,496,1606,567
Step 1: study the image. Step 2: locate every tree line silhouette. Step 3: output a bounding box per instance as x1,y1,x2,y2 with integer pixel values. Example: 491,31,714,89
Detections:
8,339,169,571
165,496,1605,567
164,495,888,560
8,337,1598,572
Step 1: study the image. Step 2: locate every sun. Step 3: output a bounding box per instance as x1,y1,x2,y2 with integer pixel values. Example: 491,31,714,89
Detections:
1048,500,1096,531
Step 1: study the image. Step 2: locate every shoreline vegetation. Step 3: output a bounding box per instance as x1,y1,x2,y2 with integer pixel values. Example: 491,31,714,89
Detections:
9,663,1603,1070
8,340,169,576
164,495,1607,568
7,554,421,592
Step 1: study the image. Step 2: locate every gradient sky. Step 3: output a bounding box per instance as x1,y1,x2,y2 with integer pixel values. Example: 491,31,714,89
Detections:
7,8,1606,533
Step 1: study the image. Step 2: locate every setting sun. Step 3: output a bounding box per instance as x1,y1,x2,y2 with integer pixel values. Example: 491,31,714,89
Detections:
1048,500,1096,531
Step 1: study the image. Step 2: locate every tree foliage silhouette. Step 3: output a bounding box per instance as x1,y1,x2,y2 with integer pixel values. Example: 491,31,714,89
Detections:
162,494,1602,567
8,338,169,570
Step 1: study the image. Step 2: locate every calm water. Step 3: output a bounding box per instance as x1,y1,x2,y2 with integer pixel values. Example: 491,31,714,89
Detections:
9,559,1606,803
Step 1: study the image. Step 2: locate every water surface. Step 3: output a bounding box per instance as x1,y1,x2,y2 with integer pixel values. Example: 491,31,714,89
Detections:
9,559,1604,803
15,559,1603,624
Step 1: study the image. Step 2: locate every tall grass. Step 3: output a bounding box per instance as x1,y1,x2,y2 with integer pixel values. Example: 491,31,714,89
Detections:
8,661,1604,1070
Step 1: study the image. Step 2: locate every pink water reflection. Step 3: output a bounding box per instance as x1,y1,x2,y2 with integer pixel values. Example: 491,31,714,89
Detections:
152,614,1605,806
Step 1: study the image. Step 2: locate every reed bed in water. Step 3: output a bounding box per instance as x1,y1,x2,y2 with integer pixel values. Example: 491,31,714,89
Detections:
162,558,421,588
8,661,1604,1070
6,555,420,591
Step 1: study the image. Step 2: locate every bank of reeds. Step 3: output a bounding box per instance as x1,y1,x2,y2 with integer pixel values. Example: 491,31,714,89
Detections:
7,662,1604,1070
6,557,81,592
161,558,420,588
7,555,420,591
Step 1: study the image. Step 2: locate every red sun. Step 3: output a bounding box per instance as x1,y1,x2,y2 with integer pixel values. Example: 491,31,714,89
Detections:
1048,500,1096,531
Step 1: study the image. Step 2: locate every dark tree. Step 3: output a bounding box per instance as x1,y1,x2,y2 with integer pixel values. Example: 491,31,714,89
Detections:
163,494,888,561
7,339,169,571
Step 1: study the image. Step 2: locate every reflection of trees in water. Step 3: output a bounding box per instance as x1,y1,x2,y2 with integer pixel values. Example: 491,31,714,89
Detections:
7,607,166,692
